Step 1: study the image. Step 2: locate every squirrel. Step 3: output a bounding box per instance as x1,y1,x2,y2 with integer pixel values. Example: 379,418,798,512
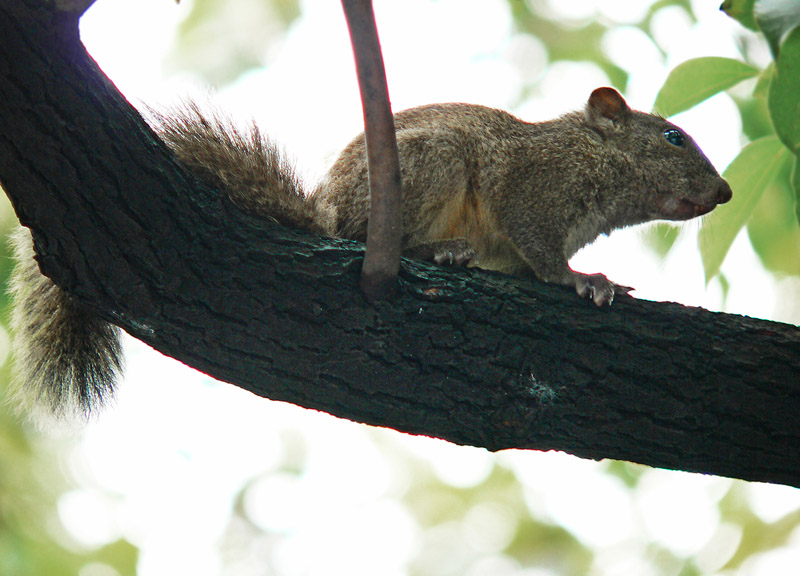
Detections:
8,87,732,418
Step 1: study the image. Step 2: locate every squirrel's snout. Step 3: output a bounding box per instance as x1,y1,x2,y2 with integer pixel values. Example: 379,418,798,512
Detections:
716,179,733,204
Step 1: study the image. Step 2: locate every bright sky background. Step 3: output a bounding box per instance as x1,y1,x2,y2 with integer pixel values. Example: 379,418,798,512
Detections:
47,1,800,575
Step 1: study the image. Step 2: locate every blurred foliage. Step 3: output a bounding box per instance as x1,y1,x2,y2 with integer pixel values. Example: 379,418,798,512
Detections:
401,463,594,575
507,0,697,92
720,0,758,31
752,0,800,58
167,0,301,85
505,1,629,92
660,0,800,282
699,136,792,279
210,434,800,576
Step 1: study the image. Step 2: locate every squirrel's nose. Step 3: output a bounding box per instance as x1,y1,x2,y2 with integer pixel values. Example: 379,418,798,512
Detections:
716,179,733,204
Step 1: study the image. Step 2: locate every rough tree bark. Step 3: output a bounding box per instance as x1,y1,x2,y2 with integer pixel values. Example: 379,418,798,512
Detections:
1,1,798,486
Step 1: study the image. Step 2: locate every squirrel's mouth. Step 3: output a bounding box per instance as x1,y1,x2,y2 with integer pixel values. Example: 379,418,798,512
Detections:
657,196,717,220
686,199,716,217
658,181,732,221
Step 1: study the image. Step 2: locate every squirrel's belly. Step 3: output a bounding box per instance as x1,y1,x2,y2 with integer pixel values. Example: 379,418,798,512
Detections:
420,190,530,275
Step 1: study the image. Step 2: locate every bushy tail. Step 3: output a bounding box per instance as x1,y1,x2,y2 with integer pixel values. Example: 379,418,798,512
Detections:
8,101,328,419
147,101,329,235
8,227,123,420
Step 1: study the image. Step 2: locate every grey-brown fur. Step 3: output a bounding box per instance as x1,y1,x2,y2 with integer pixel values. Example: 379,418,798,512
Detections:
315,88,732,303
8,88,731,417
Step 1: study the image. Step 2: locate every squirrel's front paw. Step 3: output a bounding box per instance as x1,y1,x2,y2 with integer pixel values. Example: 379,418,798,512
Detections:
574,273,630,306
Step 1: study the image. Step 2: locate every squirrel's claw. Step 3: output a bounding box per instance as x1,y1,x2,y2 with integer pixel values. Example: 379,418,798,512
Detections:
574,272,628,306
405,239,477,268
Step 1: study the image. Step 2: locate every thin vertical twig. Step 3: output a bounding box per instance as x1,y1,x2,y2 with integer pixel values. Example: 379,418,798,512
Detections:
341,0,403,301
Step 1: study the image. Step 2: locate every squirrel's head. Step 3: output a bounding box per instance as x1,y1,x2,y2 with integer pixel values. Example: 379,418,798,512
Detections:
584,87,732,224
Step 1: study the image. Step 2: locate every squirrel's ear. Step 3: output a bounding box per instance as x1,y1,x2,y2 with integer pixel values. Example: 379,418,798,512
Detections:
586,87,631,124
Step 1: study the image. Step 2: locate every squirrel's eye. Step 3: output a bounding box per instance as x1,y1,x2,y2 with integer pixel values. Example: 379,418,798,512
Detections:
664,128,685,147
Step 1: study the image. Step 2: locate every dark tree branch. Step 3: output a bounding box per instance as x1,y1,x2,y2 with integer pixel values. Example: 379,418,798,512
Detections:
341,0,403,301
1,2,799,487
53,0,97,16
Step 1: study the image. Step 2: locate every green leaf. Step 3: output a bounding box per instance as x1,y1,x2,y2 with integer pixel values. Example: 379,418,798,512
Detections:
754,0,800,58
793,157,800,225
654,57,760,117
720,0,759,31
699,136,791,282
168,0,301,85
768,26,800,155
747,154,800,275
